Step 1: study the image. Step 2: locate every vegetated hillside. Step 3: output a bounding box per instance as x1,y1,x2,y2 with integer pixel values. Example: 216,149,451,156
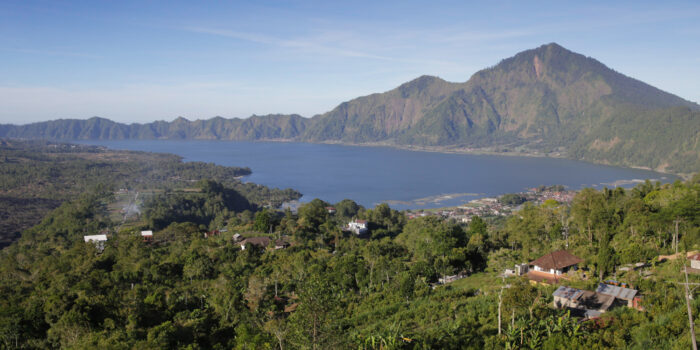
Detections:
2,43,699,173
302,75,463,143
1,166,699,348
0,139,301,247
303,43,700,173
0,114,309,141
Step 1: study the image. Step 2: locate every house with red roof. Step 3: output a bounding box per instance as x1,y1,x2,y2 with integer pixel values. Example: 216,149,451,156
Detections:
527,250,583,284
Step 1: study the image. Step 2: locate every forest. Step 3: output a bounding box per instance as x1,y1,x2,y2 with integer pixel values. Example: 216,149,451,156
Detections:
1,141,700,348
0,139,301,247
0,139,700,350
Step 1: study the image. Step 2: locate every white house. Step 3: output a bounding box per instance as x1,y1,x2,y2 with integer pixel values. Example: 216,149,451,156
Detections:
690,253,700,270
530,250,582,275
84,234,108,251
528,250,583,284
347,220,368,235
141,230,153,242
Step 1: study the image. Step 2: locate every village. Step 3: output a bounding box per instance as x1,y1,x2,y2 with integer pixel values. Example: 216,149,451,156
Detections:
406,185,577,223
79,181,700,335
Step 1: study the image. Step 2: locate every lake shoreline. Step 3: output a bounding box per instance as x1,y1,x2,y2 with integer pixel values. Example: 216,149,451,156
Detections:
75,139,679,210
249,138,687,180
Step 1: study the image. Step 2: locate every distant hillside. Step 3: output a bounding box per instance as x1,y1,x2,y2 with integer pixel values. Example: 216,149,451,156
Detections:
2,43,699,174
0,114,309,141
0,139,301,247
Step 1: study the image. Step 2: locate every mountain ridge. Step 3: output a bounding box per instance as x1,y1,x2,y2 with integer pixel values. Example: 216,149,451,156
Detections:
2,43,699,174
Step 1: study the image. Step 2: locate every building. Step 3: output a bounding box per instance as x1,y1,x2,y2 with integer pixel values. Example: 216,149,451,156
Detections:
326,206,336,214
527,250,582,284
239,237,290,251
84,234,108,252
515,263,529,276
347,219,368,236
141,230,153,242
232,233,243,242
274,239,290,250
596,282,643,310
552,286,615,319
690,253,700,270
240,237,271,251
204,230,220,238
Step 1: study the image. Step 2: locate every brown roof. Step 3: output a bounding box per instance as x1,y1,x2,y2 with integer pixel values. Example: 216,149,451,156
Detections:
530,250,582,270
241,237,271,247
274,239,290,247
689,253,700,261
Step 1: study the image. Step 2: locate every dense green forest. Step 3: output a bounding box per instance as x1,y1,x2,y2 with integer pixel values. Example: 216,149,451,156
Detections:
1,142,700,348
0,139,301,247
3,43,699,174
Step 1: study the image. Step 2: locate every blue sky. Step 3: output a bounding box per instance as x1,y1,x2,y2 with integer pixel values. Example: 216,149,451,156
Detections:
1,0,699,124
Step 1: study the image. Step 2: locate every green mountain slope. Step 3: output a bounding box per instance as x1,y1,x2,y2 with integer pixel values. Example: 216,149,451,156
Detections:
1,43,698,173
0,114,310,141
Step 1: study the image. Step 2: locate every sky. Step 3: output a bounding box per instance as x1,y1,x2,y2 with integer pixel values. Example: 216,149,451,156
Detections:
1,0,699,125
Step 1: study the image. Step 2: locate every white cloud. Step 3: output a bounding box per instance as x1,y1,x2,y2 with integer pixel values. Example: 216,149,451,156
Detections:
186,26,395,61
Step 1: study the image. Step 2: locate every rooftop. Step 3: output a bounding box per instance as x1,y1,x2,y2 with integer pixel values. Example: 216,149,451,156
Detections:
241,237,272,247
553,285,615,312
530,250,583,270
84,234,108,242
596,283,638,300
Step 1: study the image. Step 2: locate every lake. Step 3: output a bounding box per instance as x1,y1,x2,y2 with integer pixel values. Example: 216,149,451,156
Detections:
77,140,676,210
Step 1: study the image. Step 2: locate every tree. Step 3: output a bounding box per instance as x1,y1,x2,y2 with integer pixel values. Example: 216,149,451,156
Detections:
254,209,273,233
335,199,360,219
596,233,615,280
288,274,342,350
502,278,538,321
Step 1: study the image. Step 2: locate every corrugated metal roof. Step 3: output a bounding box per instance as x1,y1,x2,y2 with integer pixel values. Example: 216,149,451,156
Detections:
596,283,637,300
553,286,584,301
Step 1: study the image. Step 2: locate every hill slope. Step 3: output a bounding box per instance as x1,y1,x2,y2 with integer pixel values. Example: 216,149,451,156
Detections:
1,43,699,173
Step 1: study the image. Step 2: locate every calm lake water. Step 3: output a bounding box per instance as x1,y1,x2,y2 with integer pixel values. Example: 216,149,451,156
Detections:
77,140,676,210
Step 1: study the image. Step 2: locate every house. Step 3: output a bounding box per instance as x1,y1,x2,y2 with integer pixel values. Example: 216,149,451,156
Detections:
527,250,582,284
204,230,220,238
240,237,271,250
689,253,700,270
552,286,615,319
84,234,108,252
274,239,290,250
141,230,153,242
347,219,368,236
326,206,336,214
515,263,529,276
232,233,243,242
504,263,529,277
596,282,643,310
438,273,467,284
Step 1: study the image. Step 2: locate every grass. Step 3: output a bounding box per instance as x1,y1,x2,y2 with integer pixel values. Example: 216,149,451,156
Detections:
446,271,502,294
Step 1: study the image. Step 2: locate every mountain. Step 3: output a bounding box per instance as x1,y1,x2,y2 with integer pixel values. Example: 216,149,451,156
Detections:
2,43,699,174
0,114,310,141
